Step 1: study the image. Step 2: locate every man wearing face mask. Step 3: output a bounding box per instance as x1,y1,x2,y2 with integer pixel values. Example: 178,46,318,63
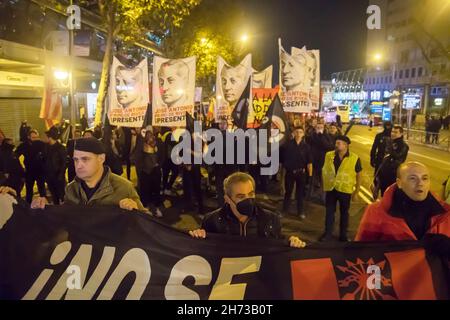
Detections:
189,172,306,248
356,162,450,258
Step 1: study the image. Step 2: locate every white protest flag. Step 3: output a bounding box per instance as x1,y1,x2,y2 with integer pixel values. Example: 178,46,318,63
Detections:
108,57,149,127
215,54,252,124
152,56,196,127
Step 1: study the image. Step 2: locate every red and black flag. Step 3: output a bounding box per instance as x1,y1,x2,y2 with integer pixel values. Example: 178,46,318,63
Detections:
231,78,251,129
260,93,290,146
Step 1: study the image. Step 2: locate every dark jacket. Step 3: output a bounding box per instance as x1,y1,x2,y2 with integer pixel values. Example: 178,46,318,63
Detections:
15,140,46,173
202,204,282,238
306,132,334,169
282,139,313,172
44,142,67,180
0,143,24,186
370,130,391,168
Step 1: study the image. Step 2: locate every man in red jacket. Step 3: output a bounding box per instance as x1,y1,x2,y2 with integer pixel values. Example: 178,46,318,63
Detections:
356,162,450,257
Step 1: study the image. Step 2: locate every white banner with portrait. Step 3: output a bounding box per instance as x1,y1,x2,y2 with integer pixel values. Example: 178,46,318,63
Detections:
108,57,149,127
152,56,196,127
279,41,320,113
215,54,252,124
252,65,273,89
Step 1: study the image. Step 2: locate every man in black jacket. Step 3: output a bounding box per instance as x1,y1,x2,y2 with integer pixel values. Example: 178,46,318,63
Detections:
370,121,392,173
15,129,47,203
283,127,313,218
44,126,67,205
376,125,409,196
189,172,306,248
306,122,334,196
0,138,24,197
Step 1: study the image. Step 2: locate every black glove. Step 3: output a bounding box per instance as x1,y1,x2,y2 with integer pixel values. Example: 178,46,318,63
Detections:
423,234,450,259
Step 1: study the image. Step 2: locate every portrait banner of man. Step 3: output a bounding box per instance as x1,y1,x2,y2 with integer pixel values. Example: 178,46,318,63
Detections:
252,65,273,89
215,54,252,124
108,57,149,127
279,40,320,114
152,56,196,127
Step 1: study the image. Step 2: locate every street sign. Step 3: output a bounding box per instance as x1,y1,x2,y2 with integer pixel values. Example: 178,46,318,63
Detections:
402,94,421,109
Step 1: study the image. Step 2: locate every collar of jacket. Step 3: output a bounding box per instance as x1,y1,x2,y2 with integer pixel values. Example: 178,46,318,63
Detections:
74,165,113,204
334,149,350,158
382,184,447,219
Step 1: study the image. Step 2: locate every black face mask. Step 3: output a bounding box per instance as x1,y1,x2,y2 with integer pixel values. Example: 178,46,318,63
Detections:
235,198,256,216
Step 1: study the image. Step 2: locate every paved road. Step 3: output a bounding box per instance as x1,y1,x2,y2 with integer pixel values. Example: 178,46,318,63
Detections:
347,124,450,200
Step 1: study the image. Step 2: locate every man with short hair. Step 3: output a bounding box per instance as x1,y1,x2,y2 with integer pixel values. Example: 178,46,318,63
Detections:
43,126,67,205
370,121,393,173
15,129,47,203
356,162,450,257
189,172,306,248
31,137,146,212
320,135,362,242
375,125,409,196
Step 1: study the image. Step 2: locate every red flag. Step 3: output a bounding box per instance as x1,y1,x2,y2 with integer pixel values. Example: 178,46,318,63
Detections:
40,67,62,129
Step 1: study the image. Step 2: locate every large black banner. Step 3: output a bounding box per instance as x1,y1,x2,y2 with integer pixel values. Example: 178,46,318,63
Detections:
0,194,448,300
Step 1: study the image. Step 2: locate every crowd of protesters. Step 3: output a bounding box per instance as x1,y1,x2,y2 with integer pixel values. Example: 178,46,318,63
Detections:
0,114,449,255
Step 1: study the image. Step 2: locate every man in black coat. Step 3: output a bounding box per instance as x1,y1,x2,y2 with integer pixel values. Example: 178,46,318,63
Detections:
370,121,392,173
376,125,409,196
306,122,334,194
44,126,67,205
15,129,47,203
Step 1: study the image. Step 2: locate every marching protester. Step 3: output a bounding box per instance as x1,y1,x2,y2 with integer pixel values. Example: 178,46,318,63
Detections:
0,138,24,197
370,121,393,174
356,162,450,258
327,122,341,144
82,129,95,138
213,120,238,207
19,121,31,143
101,127,124,176
66,129,82,182
320,135,362,242
135,130,164,217
374,125,409,197
159,127,179,196
189,172,306,248
31,137,146,212
182,131,204,215
15,129,47,203
306,121,334,199
43,126,67,205
282,126,313,219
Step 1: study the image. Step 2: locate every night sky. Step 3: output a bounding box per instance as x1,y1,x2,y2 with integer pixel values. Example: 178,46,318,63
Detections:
237,0,369,82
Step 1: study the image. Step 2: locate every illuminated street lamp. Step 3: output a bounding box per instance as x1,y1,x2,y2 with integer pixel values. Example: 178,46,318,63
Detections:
54,70,69,80
241,34,248,43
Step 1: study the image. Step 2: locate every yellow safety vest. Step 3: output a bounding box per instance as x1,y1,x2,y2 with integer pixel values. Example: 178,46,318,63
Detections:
322,151,358,194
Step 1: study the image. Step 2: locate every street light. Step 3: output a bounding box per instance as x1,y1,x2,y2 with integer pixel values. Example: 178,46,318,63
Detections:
54,70,69,80
241,34,248,43
374,53,382,61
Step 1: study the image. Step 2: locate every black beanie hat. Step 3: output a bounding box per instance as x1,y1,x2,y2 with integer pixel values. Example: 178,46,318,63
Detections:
335,135,351,145
74,137,106,154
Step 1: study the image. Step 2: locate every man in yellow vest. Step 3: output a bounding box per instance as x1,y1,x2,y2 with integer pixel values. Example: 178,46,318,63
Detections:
320,135,362,242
